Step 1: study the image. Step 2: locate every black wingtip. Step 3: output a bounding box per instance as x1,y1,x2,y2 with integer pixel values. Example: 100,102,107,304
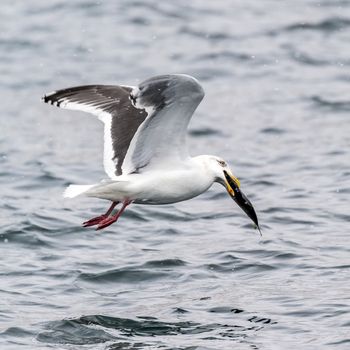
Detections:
41,93,61,106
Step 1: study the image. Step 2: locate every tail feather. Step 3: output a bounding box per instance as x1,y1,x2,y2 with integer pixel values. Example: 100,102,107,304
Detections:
63,184,95,198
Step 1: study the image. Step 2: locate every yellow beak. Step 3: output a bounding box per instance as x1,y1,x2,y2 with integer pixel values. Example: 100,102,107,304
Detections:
223,170,261,234
225,171,240,195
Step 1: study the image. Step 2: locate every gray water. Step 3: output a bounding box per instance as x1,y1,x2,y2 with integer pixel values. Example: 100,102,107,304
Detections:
1,0,349,349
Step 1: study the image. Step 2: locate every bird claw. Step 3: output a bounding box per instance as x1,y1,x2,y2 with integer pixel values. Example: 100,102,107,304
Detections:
83,200,130,231
82,215,107,227
95,217,117,230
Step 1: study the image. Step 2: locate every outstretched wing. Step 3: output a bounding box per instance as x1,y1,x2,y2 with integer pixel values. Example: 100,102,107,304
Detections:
42,84,147,178
122,74,205,174
42,74,204,177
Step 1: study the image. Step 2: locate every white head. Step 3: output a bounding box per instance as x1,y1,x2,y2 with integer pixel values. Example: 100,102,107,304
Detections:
199,155,260,232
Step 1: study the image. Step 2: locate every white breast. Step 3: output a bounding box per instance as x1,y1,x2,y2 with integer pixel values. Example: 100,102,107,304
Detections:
131,166,214,204
83,157,215,204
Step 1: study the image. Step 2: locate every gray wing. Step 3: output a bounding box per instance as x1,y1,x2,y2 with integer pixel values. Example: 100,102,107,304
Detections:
122,74,205,174
42,84,148,178
42,74,204,177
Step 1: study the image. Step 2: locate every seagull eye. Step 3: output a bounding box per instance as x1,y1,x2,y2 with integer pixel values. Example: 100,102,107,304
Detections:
217,160,226,167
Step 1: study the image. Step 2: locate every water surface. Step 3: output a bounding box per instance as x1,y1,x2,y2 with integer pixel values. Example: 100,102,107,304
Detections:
0,1,349,349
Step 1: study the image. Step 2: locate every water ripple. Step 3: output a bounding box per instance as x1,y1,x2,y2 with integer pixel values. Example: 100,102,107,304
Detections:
78,265,179,284
2,1,350,349
38,312,275,348
284,17,350,33
311,96,350,112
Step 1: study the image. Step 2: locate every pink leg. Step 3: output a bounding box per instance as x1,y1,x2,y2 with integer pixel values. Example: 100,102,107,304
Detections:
96,199,132,230
82,201,119,227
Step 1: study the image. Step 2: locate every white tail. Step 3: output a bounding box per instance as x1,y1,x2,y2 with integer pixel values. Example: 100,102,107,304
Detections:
63,184,95,198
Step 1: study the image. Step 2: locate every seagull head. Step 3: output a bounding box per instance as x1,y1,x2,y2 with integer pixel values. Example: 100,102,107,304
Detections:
209,157,260,233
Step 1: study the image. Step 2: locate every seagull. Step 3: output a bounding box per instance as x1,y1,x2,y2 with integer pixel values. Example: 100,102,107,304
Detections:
42,74,260,232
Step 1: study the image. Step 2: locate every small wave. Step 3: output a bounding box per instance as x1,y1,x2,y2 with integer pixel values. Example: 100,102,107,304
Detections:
0,38,42,51
37,318,115,345
189,127,223,137
0,224,54,247
1,326,34,338
179,26,232,41
123,1,189,20
254,179,277,187
77,260,187,285
172,307,189,314
144,258,187,268
260,127,286,135
195,51,253,62
78,268,169,284
284,17,350,33
209,306,244,314
290,51,331,66
311,96,350,112
326,339,350,346
38,311,275,347
204,258,276,274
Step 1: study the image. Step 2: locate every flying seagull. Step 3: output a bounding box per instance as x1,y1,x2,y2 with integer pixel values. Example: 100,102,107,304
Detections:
42,74,260,232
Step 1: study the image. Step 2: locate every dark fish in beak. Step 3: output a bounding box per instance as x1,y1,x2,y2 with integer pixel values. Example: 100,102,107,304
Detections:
223,170,261,235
